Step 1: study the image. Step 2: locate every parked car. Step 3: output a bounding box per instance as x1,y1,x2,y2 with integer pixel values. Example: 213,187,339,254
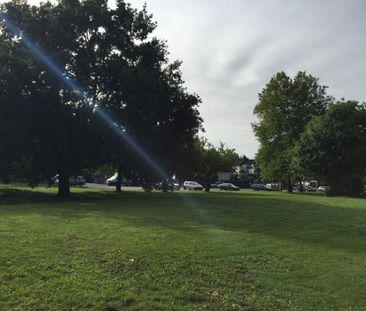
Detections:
154,180,180,191
317,185,330,192
52,175,85,186
218,183,240,191
173,183,181,190
106,173,118,186
52,175,59,185
70,176,86,186
183,181,203,190
210,181,222,189
304,185,316,192
251,184,268,191
265,183,280,191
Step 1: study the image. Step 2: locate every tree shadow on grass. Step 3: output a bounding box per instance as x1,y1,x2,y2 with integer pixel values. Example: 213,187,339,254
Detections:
0,187,57,204
1,188,366,254
0,186,133,205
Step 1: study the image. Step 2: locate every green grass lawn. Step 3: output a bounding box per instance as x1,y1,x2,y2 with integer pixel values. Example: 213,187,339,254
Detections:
0,186,365,310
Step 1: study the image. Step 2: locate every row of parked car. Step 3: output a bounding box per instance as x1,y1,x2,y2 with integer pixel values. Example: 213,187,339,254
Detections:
104,175,242,192
183,181,240,191
250,183,330,192
54,173,330,194
250,183,283,191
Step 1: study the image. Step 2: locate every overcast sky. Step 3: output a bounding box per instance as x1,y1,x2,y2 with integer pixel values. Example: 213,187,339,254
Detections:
4,0,366,157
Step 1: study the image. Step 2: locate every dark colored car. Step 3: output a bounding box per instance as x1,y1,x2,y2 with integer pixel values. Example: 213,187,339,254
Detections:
154,180,180,191
218,183,240,191
251,184,268,191
210,181,221,189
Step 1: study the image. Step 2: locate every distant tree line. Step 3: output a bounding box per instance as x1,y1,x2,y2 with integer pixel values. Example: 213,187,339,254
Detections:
253,71,366,196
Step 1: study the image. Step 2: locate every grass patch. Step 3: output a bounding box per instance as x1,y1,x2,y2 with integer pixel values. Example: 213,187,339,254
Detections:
0,187,365,310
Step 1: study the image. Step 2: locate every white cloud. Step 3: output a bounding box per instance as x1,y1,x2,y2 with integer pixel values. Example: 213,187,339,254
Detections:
131,0,366,157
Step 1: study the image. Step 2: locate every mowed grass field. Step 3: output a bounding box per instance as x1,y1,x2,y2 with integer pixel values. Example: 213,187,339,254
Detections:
0,187,365,310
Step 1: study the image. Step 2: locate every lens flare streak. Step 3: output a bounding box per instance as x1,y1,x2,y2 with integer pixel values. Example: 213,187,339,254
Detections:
0,13,167,179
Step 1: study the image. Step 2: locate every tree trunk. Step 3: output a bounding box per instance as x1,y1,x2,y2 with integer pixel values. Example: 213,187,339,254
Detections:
46,176,53,188
204,176,210,192
115,164,122,193
58,172,70,197
287,176,293,193
299,180,304,192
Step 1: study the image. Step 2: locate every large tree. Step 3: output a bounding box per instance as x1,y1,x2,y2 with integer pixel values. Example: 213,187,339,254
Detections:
0,1,109,196
297,100,366,196
252,71,333,191
0,0,201,196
